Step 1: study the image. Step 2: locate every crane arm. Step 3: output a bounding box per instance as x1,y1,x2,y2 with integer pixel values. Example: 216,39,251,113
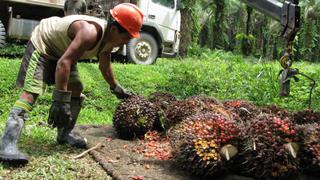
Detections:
241,0,315,106
241,0,300,42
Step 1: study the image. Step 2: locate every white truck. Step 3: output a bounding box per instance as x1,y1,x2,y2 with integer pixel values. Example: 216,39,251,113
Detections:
0,0,181,64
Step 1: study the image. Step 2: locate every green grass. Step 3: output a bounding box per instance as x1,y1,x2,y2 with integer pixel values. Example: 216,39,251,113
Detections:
0,50,320,178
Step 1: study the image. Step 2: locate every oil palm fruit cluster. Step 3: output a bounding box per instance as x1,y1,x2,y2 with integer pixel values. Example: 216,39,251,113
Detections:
177,138,224,177
234,114,299,179
113,95,159,139
148,92,177,112
168,112,239,177
261,105,290,119
223,100,258,122
148,92,177,131
185,95,222,106
296,123,320,176
165,96,230,129
293,110,320,124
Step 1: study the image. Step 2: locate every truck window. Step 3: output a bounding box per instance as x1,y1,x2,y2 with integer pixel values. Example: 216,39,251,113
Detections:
151,0,174,9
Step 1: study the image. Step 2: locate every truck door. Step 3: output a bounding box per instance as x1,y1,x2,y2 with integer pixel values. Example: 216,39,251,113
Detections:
140,0,180,43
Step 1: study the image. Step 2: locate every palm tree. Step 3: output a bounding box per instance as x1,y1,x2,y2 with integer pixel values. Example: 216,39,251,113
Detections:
179,0,198,57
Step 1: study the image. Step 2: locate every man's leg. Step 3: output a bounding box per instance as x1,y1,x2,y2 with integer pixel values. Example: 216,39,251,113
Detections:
0,91,38,164
0,40,48,165
56,65,87,148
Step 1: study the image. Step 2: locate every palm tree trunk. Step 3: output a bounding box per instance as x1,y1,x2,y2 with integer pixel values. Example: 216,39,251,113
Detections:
241,6,252,56
179,8,193,57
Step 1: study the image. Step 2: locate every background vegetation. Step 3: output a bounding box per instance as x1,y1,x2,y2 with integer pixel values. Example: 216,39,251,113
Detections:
179,0,320,62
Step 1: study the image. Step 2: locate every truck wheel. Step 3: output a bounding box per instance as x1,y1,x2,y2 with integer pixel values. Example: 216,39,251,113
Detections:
0,20,6,47
127,32,158,65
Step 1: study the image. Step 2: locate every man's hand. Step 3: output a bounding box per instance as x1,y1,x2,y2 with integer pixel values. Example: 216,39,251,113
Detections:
110,84,133,99
48,89,72,128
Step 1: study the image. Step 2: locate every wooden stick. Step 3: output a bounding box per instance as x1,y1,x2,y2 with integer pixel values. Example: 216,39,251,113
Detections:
69,142,103,159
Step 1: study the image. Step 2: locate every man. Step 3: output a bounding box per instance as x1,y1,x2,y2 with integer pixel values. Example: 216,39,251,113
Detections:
64,0,87,16
0,3,143,165
87,0,105,18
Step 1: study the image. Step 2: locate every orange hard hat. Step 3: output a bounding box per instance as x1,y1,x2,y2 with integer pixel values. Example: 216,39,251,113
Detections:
110,3,144,38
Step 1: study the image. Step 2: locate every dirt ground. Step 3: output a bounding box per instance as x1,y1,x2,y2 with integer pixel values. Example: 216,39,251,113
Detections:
73,125,320,180
73,125,259,180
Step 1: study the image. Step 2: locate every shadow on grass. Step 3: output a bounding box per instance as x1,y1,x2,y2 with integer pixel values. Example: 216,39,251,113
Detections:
0,161,28,168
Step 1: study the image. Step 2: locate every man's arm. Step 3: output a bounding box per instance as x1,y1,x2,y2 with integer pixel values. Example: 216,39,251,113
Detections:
55,21,100,91
98,51,117,89
48,20,101,129
98,51,133,99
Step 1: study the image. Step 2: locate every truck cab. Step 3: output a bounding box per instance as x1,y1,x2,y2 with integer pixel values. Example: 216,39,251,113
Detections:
0,0,181,65
90,0,182,64
126,0,181,64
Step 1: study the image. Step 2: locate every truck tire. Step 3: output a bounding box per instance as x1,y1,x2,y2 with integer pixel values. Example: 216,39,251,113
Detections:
126,32,158,65
0,20,6,47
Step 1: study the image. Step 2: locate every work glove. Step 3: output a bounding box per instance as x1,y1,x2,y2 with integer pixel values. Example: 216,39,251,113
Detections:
110,84,133,99
48,89,72,128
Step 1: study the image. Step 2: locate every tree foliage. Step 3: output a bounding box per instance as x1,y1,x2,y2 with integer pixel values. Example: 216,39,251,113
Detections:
181,0,320,61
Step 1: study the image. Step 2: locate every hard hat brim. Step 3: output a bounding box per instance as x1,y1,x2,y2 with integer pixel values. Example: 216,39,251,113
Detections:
130,32,140,38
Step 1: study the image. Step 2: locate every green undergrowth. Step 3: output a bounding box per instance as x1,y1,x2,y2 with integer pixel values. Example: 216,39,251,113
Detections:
0,44,26,58
0,50,320,178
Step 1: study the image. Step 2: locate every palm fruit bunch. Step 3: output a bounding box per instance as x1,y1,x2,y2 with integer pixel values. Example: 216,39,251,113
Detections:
261,105,290,119
113,95,159,140
296,123,320,176
148,92,177,131
223,100,258,122
234,114,299,179
168,112,240,177
185,95,222,106
148,92,177,112
292,109,320,124
165,96,230,130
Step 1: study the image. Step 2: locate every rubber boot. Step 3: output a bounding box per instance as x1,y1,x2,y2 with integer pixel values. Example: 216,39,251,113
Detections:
0,108,29,165
57,95,87,148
